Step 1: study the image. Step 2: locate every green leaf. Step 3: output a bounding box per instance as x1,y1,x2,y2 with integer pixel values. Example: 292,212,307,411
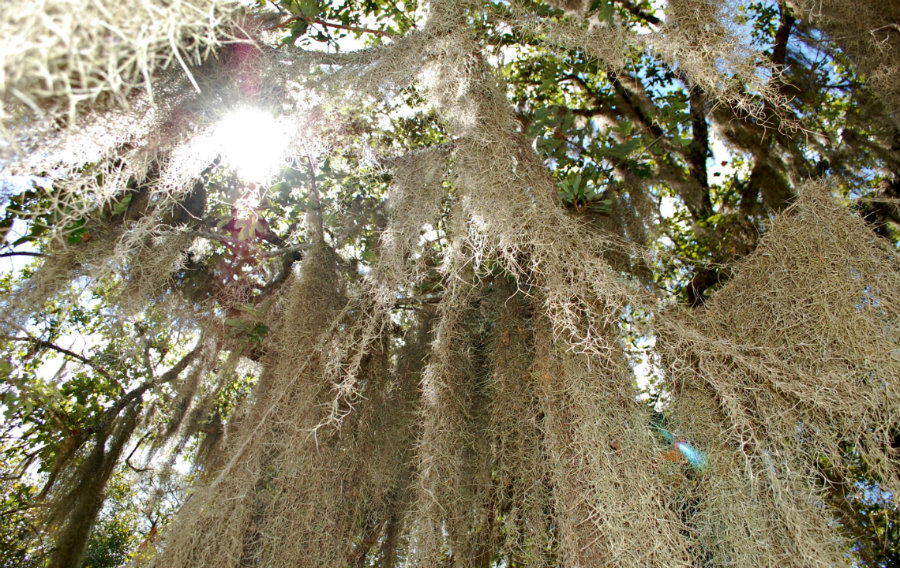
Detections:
110,193,132,216
603,138,641,160
590,0,614,23
67,226,87,245
11,235,35,246
249,324,269,342
588,200,611,214
299,0,320,19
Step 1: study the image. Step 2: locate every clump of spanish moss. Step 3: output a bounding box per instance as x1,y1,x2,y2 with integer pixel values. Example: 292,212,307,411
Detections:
659,182,900,565
790,0,900,117
0,0,242,146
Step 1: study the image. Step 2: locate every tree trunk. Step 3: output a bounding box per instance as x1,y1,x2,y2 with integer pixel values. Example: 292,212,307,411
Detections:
47,403,140,568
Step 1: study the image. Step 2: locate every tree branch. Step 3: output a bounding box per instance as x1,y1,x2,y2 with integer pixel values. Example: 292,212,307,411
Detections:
2,334,116,383
0,251,43,258
607,72,665,139
273,15,398,38
615,0,662,26
771,6,795,70
684,86,714,220
86,343,203,436
124,431,153,473
305,156,325,244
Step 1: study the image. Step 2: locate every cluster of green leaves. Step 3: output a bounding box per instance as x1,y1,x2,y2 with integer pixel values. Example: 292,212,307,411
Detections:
1,183,61,249
0,451,178,568
0,470,44,568
0,255,206,564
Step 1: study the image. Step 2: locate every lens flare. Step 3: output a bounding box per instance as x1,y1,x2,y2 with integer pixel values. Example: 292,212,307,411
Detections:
652,419,707,471
212,107,291,181
674,441,707,470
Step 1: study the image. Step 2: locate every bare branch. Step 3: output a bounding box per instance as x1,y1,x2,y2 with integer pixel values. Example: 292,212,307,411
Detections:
0,251,44,258
2,334,116,384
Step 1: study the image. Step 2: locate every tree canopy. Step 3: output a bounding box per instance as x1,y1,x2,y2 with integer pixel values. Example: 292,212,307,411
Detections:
0,0,898,566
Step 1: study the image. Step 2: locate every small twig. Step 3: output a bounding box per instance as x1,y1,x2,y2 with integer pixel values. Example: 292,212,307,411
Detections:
386,0,415,29
870,24,900,36
0,501,43,518
124,431,153,473
267,0,288,15
14,446,44,478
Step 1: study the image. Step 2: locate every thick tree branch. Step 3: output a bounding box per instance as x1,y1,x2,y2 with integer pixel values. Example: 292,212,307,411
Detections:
772,7,795,70
608,72,666,139
87,343,203,436
721,5,796,212
47,402,140,568
684,86,714,220
560,73,596,96
38,342,202,501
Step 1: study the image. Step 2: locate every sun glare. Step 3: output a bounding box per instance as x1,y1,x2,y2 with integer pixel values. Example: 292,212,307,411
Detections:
212,107,291,181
